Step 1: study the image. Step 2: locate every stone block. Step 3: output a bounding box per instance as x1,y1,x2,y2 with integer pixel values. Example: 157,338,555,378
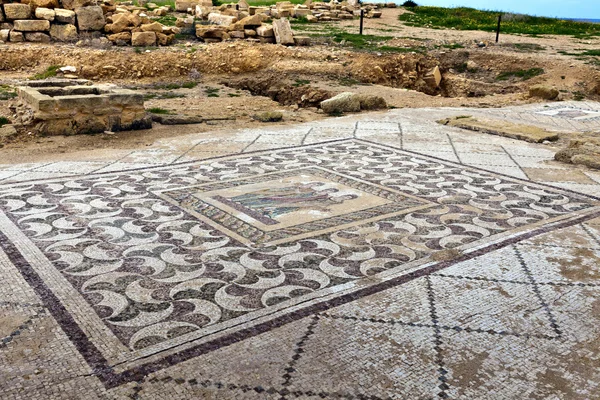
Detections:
256,24,273,37
14,20,51,32
140,21,163,32
108,12,130,33
320,92,360,114
131,31,156,46
107,31,131,43
54,8,76,24
31,0,59,10
293,36,310,46
35,7,55,21
272,17,294,45
61,0,93,10
0,28,8,42
50,23,78,41
156,31,173,45
4,4,32,20
25,31,51,42
75,6,105,31
9,30,24,42
208,12,237,26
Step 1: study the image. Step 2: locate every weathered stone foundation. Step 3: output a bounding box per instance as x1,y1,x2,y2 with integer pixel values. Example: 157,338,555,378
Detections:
18,81,151,135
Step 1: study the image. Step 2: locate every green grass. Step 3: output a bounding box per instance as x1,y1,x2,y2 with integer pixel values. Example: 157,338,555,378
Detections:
377,45,426,53
144,92,186,100
439,43,465,49
581,49,600,56
292,79,310,87
154,14,177,26
338,76,361,86
205,87,220,97
331,31,393,50
496,68,545,81
0,116,10,127
147,107,172,114
399,6,600,37
31,65,61,80
154,82,198,90
0,85,16,101
512,43,546,52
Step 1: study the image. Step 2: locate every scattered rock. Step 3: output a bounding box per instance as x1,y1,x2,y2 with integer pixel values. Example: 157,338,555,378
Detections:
555,138,600,169
0,125,17,141
320,92,361,114
354,94,387,110
253,111,283,122
529,85,559,100
151,114,204,124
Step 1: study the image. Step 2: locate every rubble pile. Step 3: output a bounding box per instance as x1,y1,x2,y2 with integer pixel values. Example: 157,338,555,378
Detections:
0,0,178,45
191,0,385,44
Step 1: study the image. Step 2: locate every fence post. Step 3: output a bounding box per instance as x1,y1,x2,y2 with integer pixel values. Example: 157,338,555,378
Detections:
496,14,502,43
360,9,364,35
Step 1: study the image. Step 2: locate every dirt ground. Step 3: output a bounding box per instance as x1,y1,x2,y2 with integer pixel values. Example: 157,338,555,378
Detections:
0,7,599,163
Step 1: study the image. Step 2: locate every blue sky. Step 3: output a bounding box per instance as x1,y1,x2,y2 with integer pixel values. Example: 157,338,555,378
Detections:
410,0,599,19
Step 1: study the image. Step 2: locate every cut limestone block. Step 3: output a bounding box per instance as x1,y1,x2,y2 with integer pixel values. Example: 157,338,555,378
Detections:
438,116,560,143
54,8,76,24
25,32,51,42
14,19,51,32
256,24,273,37
50,23,78,41
272,18,293,45
0,29,9,42
75,6,105,31
30,0,60,10
9,30,24,42
4,4,32,20
131,31,156,46
35,7,56,21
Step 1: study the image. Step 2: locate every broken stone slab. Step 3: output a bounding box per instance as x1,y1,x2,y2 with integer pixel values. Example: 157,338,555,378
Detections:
555,138,600,169
320,92,360,114
55,9,76,24
208,12,238,26
423,65,442,89
272,17,294,45
140,21,163,32
50,23,78,41
438,116,560,143
196,25,230,40
3,4,32,20
107,31,131,44
13,19,51,32
75,6,106,31
150,114,204,125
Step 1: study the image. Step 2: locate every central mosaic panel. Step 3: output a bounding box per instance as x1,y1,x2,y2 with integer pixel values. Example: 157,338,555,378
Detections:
158,167,432,247
0,139,598,383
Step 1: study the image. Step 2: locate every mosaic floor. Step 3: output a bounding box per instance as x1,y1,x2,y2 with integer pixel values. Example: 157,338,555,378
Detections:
1,102,600,399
